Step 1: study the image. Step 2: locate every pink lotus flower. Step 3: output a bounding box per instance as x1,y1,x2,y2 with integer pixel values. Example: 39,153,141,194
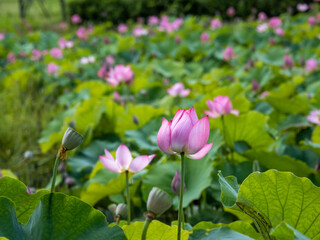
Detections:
227,7,235,17
58,38,74,49
210,19,222,30
175,36,181,44
71,14,82,24
50,48,63,58
269,17,282,28
158,16,183,33
76,27,88,40
80,56,95,64
133,26,148,37
284,54,294,69
31,49,42,61
0,32,5,40
222,46,236,61
252,79,260,91
258,12,267,21
307,110,320,125
7,52,16,63
106,65,134,86
171,171,185,195
167,83,190,97
257,23,268,33
204,95,239,118
200,32,210,43
106,55,115,64
297,3,309,12
97,64,108,79
148,16,159,25
260,91,269,99
118,24,128,34
99,144,155,173
317,13,320,22
59,22,67,30
305,59,318,72
113,91,124,105
308,16,316,26
157,107,213,159
47,62,59,75
274,28,284,36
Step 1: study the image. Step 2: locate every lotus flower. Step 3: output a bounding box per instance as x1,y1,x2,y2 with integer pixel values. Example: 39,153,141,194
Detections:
222,46,236,61
50,48,63,58
258,12,267,21
118,24,128,34
284,54,294,69
307,110,320,125
106,65,134,86
158,16,183,33
7,52,16,63
58,38,74,49
0,32,5,40
269,17,282,28
167,83,190,97
297,3,309,12
257,23,268,33
227,7,235,17
133,26,148,37
308,16,316,26
210,19,222,30
99,144,155,173
71,14,82,24
204,95,239,118
47,62,59,75
148,16,159,25
171,171,185,195
31,49,42,61
200,32,210,43
274,28,284,36
80,56,95,64
76,27,88,40
157,107,213,159
305,59,318,72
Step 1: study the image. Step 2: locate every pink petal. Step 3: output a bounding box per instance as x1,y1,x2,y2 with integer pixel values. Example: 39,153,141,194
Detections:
231,109,239,116
204,110,219,119
104,149,115,161
186,107,199,125
180,89,190,97
129,154,155,172
171,112,193,153
186,143,213,160
116,144,132,171
188,116,210,154
207,100,215,111
99,156,121,173
171,109,185,129
157,118,172,154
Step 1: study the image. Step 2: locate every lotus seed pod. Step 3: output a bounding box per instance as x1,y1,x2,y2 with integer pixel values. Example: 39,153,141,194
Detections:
62,128,84,150
24,150,34,160
115,203,128,218
108,204,117,216
147,187,172,218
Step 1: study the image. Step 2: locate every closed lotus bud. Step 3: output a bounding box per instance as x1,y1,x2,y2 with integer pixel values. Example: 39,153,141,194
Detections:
62,128,84,151
108,204,117,216
115,203,128,218
252,79,260,91
27,186,35,194
132,115,139,125
147,187,172,218
171,171,186,195
24,150,34,161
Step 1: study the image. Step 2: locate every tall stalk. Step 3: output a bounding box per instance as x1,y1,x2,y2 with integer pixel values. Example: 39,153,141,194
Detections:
141,217,152,240
126,171,131,224
177,152,185,240
50,156,60,193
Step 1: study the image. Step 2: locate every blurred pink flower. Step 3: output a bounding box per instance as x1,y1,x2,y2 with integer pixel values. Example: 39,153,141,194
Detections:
97,64,108,79
308,16,316,26
274,28,284,36
47,62,59,75
106,55,115,64
118,24,128,34
210,19,222,30
113,91,124,105
106,65,134,86
148,16,159,25
59,22,67,30
307,110,320,125
31,49,42,61
200,32,210,43
305,59,318,72
158,16,183,33
284,54,294,69
258,12,267,21
76,27,88,40
7,52,16,63
133,25,148,37
167,83,190,97
80,56,95,64
50,48,63,58
227,7,235,17
269,17,282,28
297,3,309,12
19,52,27,58
157,107,213,159
257,23,268,32
71,14,82,24
58,38,74,49
252,79,260,91
175,36,181,44
317,13,320,22
204,95,239,118
222,46,236,61
260,91,269,99
0,32,5,40
99,144,155,173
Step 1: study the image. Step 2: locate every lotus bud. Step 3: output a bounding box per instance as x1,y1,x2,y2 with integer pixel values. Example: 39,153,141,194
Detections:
24,150,34,162
171,171,186,195
108,204,117,216
62,128,84,151
147,187,172,219
132,115,139,125
115,203,128,218
27,186,35,194
0,169,2,178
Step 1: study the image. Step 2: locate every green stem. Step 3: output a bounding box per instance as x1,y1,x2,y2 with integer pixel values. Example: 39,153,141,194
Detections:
221,115,231,162
50,156,60,193
141,217,152,240
126,171,131,224
177,152,185,240
25,162,30,186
